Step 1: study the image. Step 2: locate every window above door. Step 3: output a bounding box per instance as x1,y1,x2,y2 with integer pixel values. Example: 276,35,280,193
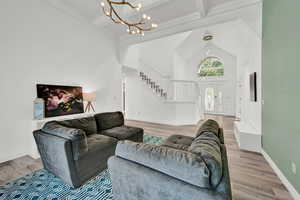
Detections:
198,57,224,77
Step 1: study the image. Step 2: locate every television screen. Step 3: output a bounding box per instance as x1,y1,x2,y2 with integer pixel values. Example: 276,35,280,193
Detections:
250,72,257,102
37,84,84,118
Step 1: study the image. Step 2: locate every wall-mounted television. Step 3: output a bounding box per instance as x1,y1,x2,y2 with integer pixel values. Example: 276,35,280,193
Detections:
250,72,257,102
37,84,84,118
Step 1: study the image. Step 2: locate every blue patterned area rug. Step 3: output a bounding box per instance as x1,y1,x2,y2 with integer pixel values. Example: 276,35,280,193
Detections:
0,134,165,200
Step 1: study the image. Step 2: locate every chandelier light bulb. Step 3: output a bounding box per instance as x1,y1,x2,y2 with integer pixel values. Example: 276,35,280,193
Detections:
136,3,142,11
142,14,147,19
101,2,105,7
126,28,130,33
147,16,151,20
151,23,158,28
105,11,110,16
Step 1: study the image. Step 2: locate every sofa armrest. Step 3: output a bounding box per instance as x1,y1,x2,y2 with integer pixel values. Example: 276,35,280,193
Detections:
115,141,212,188
41,121,88,160
33,130,81,187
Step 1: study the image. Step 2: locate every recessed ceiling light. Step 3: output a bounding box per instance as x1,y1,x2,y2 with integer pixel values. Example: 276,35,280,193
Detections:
203,35,213,41
203,31,213,41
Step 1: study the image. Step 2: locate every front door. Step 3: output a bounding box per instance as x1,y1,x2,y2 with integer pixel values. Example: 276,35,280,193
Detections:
199,81,235,116
204,87,223,114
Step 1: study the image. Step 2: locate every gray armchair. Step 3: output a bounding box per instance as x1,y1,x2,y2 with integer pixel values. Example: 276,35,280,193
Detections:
108,119,232,200
33,112,143,188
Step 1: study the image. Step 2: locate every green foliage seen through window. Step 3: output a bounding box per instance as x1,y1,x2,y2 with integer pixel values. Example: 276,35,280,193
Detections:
198,57,224,77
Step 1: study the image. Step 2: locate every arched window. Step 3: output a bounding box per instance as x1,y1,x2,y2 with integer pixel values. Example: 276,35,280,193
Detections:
198,57,224,77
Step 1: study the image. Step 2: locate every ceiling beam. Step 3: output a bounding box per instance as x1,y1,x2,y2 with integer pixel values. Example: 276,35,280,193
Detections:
196,0,208,17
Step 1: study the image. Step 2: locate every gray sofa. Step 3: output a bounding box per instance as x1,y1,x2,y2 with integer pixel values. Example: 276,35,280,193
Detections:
108,119,232,200
33,111,143,188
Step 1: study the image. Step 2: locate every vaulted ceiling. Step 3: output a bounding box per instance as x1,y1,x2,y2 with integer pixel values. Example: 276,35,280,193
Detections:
47,0,259,38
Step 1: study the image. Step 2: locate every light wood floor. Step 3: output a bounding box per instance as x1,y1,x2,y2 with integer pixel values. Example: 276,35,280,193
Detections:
0,115,293,200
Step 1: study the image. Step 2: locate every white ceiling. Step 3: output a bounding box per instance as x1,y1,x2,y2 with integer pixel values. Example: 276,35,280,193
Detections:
62,0,102,20
176,20,241,60
51,0,254,36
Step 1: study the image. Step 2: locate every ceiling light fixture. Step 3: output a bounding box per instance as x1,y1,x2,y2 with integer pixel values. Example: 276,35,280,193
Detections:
203,32,213,41
100,0,158,36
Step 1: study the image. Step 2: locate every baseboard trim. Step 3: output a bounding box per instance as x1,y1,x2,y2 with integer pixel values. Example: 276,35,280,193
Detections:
0,152,28,164
261,149,300,200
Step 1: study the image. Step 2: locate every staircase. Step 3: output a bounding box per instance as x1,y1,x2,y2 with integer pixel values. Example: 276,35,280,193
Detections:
139,71,168,99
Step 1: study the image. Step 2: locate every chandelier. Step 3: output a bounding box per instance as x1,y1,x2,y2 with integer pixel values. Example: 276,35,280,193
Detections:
100,0,158,35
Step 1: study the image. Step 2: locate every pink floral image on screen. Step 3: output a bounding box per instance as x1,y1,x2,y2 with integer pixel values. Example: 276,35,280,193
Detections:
37,84,84,118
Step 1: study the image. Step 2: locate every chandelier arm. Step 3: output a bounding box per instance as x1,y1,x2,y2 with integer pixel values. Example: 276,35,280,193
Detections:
109,1,137,9
109,3,130,24
109,2,151,29
102,5,124,24
101,0,157,34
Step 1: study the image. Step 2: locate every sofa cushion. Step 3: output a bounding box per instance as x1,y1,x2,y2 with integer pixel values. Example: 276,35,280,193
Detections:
116,141,212,189
160,135,194,151
58,117,97,136
42,121,88,160
196,119,220,138
188,132,223,188
75,134,118,159
100,126,143,140
94,112,124,131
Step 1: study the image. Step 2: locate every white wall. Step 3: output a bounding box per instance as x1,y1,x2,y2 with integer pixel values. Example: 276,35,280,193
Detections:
236,20,262,133
0,0,122,163
122,45,140,70
123,33,198,125
124,71,176,124
139,32,189,76
173,52,190,80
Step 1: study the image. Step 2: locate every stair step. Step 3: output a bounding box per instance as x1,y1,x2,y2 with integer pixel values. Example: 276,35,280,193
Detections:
140,71,167,99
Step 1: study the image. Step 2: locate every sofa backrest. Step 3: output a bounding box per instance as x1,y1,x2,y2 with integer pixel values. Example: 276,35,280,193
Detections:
58,117,97,136
94,112,124,131
115,141,212,189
